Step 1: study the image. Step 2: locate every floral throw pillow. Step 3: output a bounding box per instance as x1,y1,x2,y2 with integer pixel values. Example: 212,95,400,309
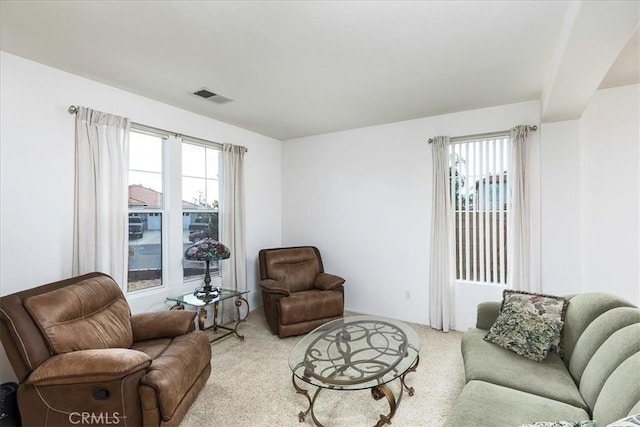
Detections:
484,303,564,362
501,290,569,356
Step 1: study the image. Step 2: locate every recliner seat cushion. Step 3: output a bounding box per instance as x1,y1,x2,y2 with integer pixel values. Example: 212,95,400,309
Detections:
140,331,211,421
279,290,343,325
24,275,133,353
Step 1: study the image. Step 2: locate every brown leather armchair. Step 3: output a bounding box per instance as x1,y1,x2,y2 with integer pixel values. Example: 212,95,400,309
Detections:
259,246,345,337
0,272,211,427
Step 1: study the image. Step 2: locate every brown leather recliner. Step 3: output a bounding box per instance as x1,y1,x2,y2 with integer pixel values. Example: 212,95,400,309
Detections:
0,272,211,427
259,246,345,337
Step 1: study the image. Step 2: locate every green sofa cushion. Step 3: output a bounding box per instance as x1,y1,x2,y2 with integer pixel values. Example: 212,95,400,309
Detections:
579,324,640,410
562,293,635,364
592,352,640,425
476,301,501,330
628,400,640,416
442,380,590,427
569,307,640,383
462,328,587,410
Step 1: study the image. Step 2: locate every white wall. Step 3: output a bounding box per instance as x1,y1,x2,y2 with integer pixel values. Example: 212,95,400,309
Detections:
578,84,639,302
282,101,541,329
540,84,640,305
540,120,582,296
0,52,282,382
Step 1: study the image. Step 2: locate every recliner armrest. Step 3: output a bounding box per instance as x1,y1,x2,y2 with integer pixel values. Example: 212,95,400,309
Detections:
476,301,501,330
259,279,290,296
131,310,196,341
313,273,345,291
26,349,151,386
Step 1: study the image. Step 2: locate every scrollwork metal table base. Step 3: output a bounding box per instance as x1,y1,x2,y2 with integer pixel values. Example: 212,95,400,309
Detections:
170,296,249,343
292,355,420,427
288,317,420,427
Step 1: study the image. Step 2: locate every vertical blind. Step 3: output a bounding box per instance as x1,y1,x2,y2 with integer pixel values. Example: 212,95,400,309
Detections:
449,135,510,284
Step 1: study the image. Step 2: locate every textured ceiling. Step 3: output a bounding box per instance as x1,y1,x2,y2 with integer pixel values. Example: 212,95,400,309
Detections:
0,1,635,140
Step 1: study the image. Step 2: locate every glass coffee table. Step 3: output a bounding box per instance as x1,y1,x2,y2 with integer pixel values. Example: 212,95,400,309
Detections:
289,315,420,427
166,288,249,343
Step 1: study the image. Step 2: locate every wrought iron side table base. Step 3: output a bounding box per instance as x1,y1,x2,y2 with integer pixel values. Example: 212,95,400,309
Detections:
170,296,249,343
292,355,420,427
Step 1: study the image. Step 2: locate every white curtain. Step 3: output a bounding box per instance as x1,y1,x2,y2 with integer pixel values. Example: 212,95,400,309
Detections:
507,125,535,292
220,144,247,294
72,107,130,287
429,136,456,332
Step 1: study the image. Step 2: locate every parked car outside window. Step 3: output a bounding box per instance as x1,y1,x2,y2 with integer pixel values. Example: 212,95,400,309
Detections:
128,216,144,239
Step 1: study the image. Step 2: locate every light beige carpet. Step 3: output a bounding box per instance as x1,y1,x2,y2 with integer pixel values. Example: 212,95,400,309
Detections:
181,310,464,427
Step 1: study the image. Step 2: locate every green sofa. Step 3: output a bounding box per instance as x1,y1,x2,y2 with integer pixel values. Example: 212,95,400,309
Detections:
444,293,640,426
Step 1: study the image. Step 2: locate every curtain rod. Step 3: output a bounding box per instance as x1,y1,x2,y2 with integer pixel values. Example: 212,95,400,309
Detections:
427,125,538,144
68,105,248,152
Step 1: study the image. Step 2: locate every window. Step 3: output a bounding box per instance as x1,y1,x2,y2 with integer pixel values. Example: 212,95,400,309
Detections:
128,131,165,292
449,136,510,284
126,127,222,293
182,140,220,280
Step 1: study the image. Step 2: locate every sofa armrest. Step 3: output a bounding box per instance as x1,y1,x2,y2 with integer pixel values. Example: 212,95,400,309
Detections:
26,349,151,386
131,310,196,341
260,279,290,296
313,273,345,291
476,301,501,330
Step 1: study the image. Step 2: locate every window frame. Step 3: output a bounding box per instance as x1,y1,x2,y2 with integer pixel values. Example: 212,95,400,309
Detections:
126,124,222,296
181,137,222,283
127,129,169,293
448,134,510,286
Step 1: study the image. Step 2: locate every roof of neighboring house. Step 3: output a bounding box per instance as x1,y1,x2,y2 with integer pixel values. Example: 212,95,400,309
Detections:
128,185,199,208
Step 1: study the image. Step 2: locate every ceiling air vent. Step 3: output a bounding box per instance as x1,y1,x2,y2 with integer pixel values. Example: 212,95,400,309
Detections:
192,88,233,104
